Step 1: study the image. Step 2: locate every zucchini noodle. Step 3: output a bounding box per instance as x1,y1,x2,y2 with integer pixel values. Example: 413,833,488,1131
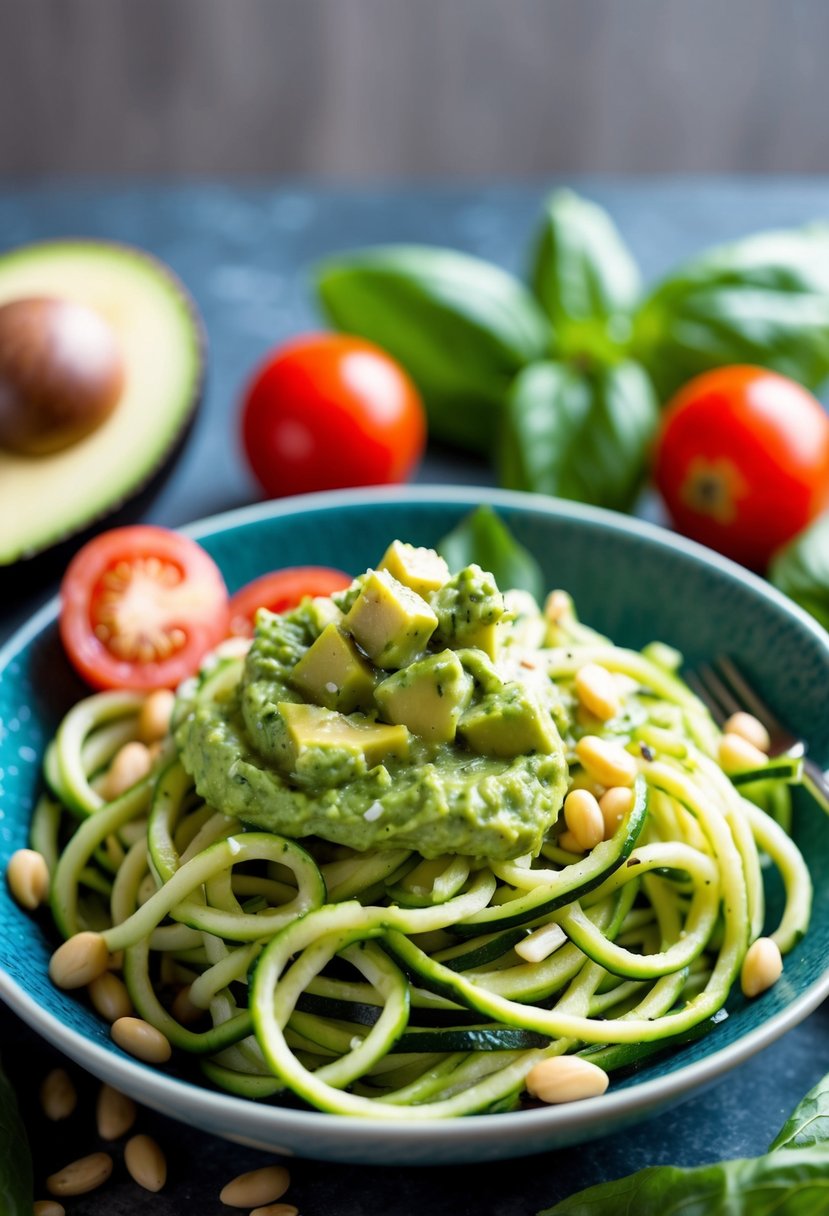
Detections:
32,568,814,1120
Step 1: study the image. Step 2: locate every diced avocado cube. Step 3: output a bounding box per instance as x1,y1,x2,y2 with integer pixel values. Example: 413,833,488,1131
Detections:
290,623,376,713
431,564,506,660
307,596,344,633
284,594,344,642
378,541,450,599
344,569,437,669
458,682,560,758
455,647,503,695
374,650,473,744
275,701,409,786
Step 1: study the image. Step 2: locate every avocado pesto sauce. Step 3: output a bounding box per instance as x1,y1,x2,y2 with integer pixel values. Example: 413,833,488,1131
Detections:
176,542,569,860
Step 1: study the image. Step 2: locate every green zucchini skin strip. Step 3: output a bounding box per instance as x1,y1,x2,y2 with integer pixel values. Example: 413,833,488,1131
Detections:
740,800,813,952
55,691,145,816
103,831,326,949
50,777,153,938
558,842,721,979
452,776,648,935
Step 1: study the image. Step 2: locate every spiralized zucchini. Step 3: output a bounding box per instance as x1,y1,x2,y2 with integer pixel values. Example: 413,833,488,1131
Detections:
35,589,813,1120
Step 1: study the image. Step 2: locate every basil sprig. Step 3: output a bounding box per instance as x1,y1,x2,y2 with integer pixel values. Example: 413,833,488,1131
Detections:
316,194,829,515
540,1070,829,1215
0,1058,33,1216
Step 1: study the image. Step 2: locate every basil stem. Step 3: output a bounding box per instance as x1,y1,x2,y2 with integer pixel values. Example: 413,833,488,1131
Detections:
316,245,551,453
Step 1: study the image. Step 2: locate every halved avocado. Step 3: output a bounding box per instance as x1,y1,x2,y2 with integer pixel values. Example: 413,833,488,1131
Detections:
0,240,205,565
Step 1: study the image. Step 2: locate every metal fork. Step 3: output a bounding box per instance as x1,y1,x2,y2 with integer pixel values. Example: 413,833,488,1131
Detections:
686,655,829,814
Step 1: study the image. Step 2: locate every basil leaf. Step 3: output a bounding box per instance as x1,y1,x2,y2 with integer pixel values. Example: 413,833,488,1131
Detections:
769,514,829,629
316,246,552,452
530,190,640,362
0,1058,32,1216
771,1071,829,1152
437,506,544,601
635,227,829,402
538,1148,829,1216
500,359,658,512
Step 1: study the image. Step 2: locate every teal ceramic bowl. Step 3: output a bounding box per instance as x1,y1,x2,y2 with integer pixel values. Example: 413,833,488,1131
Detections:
2,486,828,1164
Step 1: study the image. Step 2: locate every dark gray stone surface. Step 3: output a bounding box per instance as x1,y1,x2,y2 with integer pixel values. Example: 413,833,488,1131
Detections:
2,179,829,1213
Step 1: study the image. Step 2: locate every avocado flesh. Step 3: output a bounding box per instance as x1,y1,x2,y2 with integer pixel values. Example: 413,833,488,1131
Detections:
0,241,203,564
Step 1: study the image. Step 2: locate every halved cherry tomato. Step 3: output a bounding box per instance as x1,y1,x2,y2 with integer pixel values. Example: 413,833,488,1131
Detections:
240,333,426,498
654,366,829,570
60,526,230,690
228,566,352,637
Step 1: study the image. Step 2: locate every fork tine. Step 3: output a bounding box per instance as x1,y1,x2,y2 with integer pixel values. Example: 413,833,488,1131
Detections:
687,664,741,724
713,656,786,736
684,672,721,722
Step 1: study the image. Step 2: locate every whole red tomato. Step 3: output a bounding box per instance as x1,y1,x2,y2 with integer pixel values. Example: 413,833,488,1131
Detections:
241,334,426,498
653,366,829,569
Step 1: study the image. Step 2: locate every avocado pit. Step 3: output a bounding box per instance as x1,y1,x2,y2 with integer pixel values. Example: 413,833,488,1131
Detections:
0,296,125,455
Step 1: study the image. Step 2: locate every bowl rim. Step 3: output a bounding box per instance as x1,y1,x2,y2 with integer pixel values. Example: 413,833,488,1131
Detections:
3,483,829,1153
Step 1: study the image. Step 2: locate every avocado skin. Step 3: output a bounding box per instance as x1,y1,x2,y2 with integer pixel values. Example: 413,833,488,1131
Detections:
0,239,207,590
0,390,201,607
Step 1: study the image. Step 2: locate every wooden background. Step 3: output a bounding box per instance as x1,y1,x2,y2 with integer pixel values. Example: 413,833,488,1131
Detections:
1,0,827,177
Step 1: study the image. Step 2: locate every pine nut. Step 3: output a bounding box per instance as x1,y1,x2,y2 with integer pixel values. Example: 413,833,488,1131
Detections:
172,984,204,1025
6,847,50,909
125,1134,167,1192
49,932,110,989
88,971,133,1023
718,731,768,774
251,1207,299,1216
563,789,604,851
39,1068,77,1121
574,663,620,721
575,736,637,787
599,786,634,839
47,1153,113,1197
34,1201,65,1216
101,741,152,801
723,712,771,755
525,1055,609,1104
741,936,783,998
558,829,585,854
138,689,176,743
544,589,572,624
112,1016,172,1064
96,1083,137,1140
219,1165,291,1208
514,921,567,964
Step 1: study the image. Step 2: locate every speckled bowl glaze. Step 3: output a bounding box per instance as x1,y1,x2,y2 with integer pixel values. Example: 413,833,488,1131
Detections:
2,486,829,1165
